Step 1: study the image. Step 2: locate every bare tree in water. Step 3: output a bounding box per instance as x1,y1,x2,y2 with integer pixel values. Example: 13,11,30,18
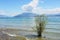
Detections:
34,14,47,37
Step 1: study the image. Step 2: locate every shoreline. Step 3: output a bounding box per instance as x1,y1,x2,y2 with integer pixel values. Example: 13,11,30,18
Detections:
0,28,60,40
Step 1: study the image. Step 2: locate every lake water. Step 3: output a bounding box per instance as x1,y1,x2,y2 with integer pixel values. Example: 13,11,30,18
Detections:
0,16,60,40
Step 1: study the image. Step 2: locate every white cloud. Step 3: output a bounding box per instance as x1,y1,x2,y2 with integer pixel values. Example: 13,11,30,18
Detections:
21,0,60,15
32,7,60,15
0,10,12,16
21,0,39,12
0,0,60,16
0,10,22,16
0,10,7,15
1,0,60,17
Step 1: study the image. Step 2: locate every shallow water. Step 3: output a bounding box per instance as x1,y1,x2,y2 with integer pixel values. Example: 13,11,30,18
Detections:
0,16,60,40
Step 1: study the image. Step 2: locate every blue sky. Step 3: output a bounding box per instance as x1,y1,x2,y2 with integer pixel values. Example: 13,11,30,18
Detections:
0,0,60,16
39,0,60,9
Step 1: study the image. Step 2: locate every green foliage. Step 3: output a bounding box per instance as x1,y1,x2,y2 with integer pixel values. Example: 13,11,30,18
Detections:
33,14,47,37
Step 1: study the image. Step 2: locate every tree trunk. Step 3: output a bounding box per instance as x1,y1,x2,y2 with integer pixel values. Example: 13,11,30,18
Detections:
37,30,42,37
37,23,43,37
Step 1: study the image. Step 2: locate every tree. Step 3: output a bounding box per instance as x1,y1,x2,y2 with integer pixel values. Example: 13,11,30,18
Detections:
34,14,47,37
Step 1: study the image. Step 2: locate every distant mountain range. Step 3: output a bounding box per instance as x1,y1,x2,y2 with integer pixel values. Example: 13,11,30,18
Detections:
14,13,60,18
0,15,10,18
0,15,8,17
14,12,37,18
0,13,60,18
47,14,60,17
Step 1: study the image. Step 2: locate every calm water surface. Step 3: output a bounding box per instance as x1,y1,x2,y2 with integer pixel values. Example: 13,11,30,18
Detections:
0,16,60,40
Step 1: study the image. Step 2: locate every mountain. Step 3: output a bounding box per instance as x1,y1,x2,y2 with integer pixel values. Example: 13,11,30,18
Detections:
14,12,37,17
15,13,60,18
47,13,60,17
0,15,7,17
14,12,38,18
0,15,11,18
54,14,60,16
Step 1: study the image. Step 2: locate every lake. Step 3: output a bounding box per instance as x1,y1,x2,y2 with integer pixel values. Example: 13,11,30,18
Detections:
0,16,60,40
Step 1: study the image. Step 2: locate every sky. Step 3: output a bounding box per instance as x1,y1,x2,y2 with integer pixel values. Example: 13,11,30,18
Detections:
0,0,60,16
